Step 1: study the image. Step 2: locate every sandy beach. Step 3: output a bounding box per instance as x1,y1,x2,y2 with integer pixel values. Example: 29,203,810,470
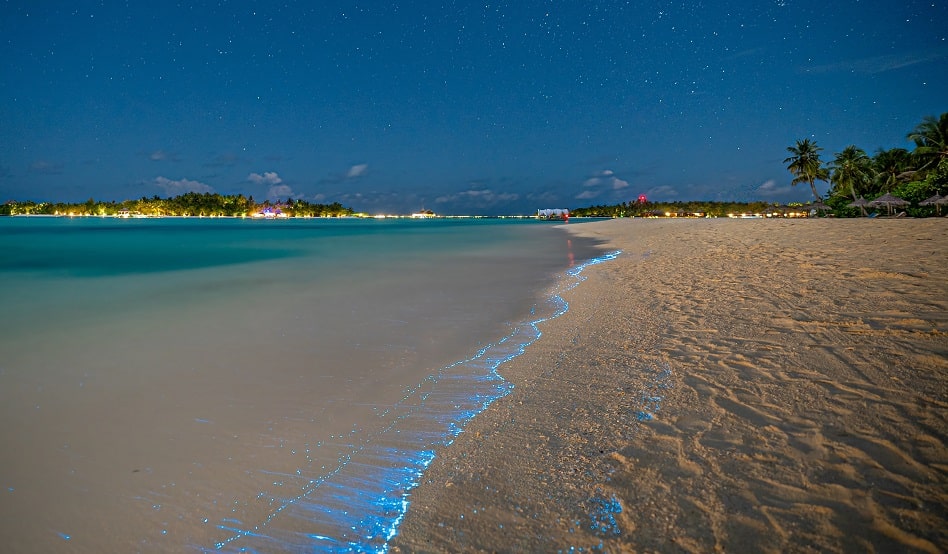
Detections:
392,218,948,553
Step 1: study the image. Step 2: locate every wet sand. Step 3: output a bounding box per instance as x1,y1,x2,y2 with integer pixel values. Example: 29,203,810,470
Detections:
392,218,948,553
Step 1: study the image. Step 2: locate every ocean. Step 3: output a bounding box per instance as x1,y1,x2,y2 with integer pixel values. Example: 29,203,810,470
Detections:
0,216,614,552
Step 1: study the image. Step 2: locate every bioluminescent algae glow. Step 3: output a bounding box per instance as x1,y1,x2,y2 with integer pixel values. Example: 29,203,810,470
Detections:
565,356,673,552
203,250,620,553
634,361,672,422
587,492,623,537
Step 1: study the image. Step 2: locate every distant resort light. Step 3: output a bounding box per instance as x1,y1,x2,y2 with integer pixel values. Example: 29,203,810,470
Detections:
116,209,147,218
537,208,569,220
252,207,288,218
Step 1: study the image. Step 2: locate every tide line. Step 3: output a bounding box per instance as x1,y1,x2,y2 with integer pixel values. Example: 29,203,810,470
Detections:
203,250,621,553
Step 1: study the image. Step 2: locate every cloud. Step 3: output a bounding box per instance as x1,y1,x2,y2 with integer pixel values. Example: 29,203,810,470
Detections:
146,149,181,162
247,172,301,200
154,176,214,195
582,177,600,187
267,184,296,200
248,171,283,185
346,164,368,178
29,160,64,175
755,178,793,197
643,185,679,200
578,169,630,195
320,163,370,185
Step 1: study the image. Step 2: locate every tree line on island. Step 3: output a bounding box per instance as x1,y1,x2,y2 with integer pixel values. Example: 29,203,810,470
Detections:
574,112,948,218
4,114,945,219
1,192,354,218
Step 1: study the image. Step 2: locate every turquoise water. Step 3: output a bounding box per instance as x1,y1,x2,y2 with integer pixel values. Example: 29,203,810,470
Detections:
0,216,612,552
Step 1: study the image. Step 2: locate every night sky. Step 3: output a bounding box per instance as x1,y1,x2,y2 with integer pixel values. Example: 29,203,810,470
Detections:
2,2,945,215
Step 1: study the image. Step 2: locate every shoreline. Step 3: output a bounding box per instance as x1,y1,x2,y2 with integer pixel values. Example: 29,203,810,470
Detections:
0,217,607,551
392,218,948,553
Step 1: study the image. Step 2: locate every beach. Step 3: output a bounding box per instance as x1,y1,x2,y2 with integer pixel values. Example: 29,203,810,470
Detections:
392,218,948,553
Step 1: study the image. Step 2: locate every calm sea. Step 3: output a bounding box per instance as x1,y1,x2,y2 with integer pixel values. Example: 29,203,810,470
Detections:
0,216,613,552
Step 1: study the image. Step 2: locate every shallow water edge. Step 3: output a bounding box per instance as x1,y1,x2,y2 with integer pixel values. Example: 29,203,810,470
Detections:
204,248,623,552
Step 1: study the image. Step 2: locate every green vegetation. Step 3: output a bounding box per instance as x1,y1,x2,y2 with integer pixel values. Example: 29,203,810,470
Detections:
570,200,790,218
820,112,948,216
574,112,948,218
784,138,829,202
1,192,354,217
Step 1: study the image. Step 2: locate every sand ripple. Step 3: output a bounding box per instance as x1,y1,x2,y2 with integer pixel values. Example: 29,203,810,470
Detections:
393,218,947,553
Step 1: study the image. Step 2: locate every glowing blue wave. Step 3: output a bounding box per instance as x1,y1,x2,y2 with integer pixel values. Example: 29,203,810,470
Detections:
203,250,621,553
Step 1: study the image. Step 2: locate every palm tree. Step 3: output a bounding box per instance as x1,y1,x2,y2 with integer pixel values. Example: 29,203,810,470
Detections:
785,139,829,201
907,112,948,173
829,146,873,200
873,148,913,193
830,145,873,214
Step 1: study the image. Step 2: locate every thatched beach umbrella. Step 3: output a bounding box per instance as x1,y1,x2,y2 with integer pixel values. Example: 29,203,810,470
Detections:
938,196,948,217
805,200,831,216
920,193,944,215
847,197,870,208
869,193,909,215
847,196,870,216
